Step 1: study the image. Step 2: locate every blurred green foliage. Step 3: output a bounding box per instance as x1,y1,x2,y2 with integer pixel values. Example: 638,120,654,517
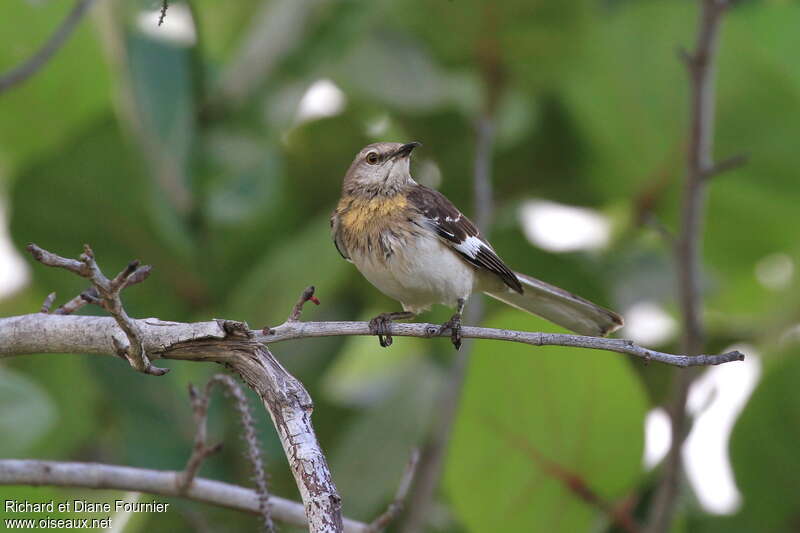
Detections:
1,0,799,531
446,311,647,532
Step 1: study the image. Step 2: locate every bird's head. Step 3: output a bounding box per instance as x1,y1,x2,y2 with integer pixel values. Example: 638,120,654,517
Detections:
342,141,421,195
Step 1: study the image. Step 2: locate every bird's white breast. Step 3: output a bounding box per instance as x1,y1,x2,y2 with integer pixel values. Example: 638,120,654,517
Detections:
350,231,477,314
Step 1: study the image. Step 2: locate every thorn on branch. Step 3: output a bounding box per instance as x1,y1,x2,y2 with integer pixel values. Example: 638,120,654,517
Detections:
25,243,167,376
287,286,320,323
367,449,420,533
40,292,56,314
158,0,168,26
181,375,274,533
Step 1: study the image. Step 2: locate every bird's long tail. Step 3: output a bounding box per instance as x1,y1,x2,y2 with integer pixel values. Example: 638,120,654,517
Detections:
484,271,624,337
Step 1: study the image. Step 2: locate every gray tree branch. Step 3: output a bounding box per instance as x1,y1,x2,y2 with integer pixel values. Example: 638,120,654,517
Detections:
647,1,736,531
0,314,744,368
0,460,368,533
261,321,743,367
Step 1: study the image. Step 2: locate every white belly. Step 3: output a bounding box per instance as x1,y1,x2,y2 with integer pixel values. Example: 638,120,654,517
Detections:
351,232,477,313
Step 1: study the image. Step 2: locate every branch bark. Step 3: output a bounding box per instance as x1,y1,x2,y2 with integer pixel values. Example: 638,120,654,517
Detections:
0,460,368,533
14,243,344,533
0,315,744,368
181,374,273,533
647,1,736,531
0,312,343,531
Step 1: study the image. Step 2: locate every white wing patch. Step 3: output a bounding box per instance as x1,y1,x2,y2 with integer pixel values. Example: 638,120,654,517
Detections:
454,235,484,260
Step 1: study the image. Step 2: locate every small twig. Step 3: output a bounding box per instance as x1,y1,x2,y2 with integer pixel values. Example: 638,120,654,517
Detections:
180,374,274,533
178,384,224,493
26,243,166,375
366,449,420,533
0,0,97,93
55,288,97,315
39,293,56,314
262,322,744,368
702,153,748,179
110,260,140,291
158,0,169,26
286,285,320,323
53,266,152,316
648,1,737,531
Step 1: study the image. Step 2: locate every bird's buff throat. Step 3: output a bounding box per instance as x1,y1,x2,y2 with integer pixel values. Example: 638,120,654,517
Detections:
338,194,409,233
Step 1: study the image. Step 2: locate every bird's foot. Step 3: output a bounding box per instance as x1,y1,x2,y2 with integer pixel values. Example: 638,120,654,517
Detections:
368,311,416,347
438,312,463,350
369,313,395,347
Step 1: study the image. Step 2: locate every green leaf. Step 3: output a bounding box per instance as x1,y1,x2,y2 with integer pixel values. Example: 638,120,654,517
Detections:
10,117,202,319
226,214,352,326
0,1,111,176
392,0,590,92
0,368,56,456
330,359,442,519
334,31,448,112
729,352,800,532
124,28,198,256
445,310,648,532
562,1,692,202
8,353,100,457
321,312,430,406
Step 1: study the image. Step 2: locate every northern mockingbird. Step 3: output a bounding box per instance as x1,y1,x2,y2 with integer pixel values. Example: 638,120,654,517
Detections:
331,141,623,348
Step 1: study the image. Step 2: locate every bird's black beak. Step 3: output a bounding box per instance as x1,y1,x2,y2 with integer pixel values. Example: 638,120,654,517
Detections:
392,142,422,159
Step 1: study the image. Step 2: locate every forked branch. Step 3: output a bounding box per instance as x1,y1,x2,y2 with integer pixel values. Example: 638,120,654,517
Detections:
27,243,166,375
181,374,274,533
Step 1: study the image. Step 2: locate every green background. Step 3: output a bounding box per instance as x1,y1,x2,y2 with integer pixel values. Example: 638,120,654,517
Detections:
1,0,798,531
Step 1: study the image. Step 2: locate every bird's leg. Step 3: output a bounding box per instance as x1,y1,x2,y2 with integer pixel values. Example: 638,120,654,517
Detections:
369,311,416,348
439,298,466,350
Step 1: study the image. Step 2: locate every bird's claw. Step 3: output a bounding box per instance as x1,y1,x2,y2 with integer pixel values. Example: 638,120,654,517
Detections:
438,313,463,350
369,313,394,348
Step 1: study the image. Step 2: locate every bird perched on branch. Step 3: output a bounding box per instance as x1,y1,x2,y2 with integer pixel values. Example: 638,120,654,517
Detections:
331,142,623,349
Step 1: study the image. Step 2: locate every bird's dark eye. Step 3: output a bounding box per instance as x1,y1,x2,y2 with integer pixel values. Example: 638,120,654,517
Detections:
366,152,379,165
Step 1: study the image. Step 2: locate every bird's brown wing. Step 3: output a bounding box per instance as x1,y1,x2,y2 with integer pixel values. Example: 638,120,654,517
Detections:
330,210,351,261
407,185,523,293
